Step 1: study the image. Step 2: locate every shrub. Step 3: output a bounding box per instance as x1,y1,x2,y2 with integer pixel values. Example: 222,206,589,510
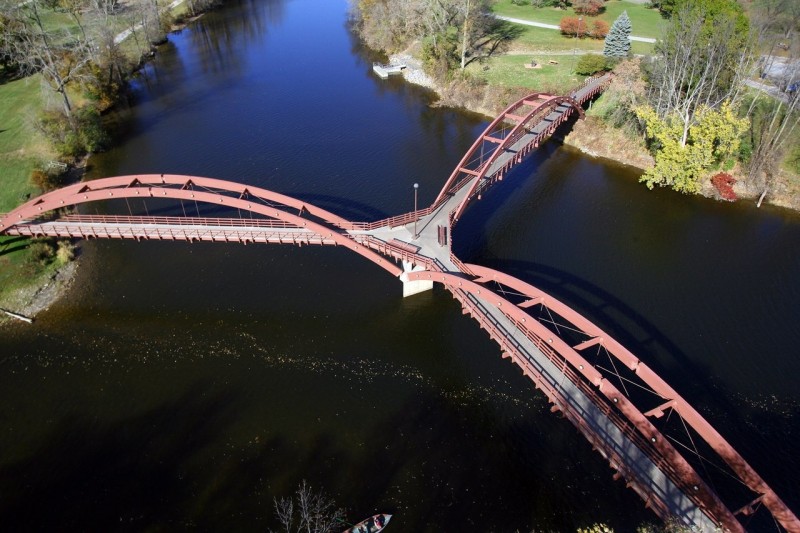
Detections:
560,16,588,37
573,0,604,16
56,240,75,264
37,106,109,160
711,172,737,201
510,0,529,5
575,54,610,75
30,167,66,193
590,19,610,38
533,0,569,6
26,240,56,267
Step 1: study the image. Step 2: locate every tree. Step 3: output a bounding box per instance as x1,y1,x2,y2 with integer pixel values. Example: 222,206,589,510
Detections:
603,10,631,57
272,480,345,533
644,0,752,148
456,0,507,70
744,90,799,204
573,0,603,16
1,0,94,125
590,20,609,39
560,16,587,38
636,101,748,193
744,0,800,204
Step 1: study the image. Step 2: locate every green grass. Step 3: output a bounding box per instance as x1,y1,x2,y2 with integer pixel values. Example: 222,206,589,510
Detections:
468,54,590,90
493,0,667,39
0,73,51,212
0,0,204,309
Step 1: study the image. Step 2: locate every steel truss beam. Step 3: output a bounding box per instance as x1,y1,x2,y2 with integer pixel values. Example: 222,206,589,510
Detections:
0,175,403,277
407,266,799,533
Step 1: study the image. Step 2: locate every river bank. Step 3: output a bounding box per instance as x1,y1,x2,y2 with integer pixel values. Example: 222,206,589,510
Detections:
390,51,800,213
0,6,214,325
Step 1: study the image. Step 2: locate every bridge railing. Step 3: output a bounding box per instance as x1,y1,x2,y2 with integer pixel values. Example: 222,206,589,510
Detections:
354,235,437,271
446,285,707,525
59,213,297,228
344,206,436,232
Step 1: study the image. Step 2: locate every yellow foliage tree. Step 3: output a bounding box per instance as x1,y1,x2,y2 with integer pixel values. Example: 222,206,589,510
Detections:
636,101,748,194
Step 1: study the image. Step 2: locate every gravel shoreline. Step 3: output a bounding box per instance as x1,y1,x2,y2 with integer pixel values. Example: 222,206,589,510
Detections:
388,53,436,90
0,259,78,325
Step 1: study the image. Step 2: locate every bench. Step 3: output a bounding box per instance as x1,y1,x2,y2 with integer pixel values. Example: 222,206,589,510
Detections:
389,239,420,254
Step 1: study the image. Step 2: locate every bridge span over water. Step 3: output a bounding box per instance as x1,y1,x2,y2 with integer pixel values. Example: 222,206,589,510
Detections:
2,74,797,532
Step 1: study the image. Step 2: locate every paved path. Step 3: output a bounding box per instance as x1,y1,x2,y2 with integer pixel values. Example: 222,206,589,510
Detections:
114,0,185,44
495,14,657,43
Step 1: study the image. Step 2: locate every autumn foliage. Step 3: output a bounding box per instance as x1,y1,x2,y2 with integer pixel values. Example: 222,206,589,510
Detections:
590,20,610,38
560,17,607,39
573,0,604,16
560,17,588,37
711,173,738,201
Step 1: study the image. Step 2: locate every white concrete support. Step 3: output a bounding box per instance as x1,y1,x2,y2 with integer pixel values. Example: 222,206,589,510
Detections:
400,260,433,297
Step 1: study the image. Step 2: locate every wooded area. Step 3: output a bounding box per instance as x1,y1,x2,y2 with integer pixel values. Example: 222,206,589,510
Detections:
352,0,799,205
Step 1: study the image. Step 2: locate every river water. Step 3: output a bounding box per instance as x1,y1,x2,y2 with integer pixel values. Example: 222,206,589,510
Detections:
1,0,799,530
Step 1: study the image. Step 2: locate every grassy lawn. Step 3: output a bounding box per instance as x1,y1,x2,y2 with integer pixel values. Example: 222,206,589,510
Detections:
493,0,667,39
0,74,52,212
469,54,589,91
0,0,187,309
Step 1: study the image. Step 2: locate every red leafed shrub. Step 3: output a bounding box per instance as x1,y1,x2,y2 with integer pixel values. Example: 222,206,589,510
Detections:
711,172,738,201
560,16,588,37
590,19,610,39
573,0,604,16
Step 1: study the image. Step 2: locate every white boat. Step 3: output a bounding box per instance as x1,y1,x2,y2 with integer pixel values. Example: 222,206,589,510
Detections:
342,513,391,533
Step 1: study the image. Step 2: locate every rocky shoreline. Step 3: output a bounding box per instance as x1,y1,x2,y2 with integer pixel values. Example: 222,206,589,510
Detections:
0,260,78,326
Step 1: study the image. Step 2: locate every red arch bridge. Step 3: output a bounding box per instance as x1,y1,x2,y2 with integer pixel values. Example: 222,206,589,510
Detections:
2,74,797,532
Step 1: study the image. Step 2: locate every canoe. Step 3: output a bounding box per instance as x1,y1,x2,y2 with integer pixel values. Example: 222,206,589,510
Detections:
342,513,391,533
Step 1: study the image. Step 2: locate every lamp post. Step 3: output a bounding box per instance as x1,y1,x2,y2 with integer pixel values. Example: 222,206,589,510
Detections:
413,183,419,239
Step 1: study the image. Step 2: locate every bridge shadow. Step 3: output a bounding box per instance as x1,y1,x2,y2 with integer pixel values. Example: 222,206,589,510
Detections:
457,246,739,406
0,236,31,257
0,369,654,531
0,381,242,530
82,188,392,224
311,391,651,531
283,192,390,222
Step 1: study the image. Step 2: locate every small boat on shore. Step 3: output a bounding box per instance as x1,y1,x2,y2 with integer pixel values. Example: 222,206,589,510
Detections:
342,513,391,533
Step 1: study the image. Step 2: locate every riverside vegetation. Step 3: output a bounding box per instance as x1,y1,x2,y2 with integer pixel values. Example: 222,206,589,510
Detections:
1,0,798,317
351,0,799,210
0,0,222,316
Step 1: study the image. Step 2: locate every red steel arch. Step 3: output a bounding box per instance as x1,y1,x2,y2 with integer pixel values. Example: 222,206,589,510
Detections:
0,174,403,277
406,267,800,533
433,94,584,219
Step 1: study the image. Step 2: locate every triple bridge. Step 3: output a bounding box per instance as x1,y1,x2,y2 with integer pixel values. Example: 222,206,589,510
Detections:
2,74,797,532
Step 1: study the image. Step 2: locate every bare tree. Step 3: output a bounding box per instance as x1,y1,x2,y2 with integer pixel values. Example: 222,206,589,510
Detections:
2,0,94,124
646,2,754,146
747,51,799,204
272,480,345,533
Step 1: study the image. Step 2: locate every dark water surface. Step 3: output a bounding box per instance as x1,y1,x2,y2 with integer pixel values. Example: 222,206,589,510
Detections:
2,0,799,530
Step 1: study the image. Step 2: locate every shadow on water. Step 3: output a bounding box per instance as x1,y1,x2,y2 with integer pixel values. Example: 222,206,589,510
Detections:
304,392,652,532
0,382,242,530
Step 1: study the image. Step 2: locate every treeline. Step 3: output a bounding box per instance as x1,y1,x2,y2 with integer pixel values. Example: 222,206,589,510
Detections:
355,0,799,203
351,0,515,79
631,0,799,199
0,0,221,185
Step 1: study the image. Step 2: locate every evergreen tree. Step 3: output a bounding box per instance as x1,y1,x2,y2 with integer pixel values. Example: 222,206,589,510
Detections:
603,11,631,58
